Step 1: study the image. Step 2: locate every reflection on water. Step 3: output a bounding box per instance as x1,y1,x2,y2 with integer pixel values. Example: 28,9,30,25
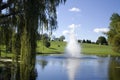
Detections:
109,57,120,80
0,55,120,80
66,59,80,80
36,55,120,80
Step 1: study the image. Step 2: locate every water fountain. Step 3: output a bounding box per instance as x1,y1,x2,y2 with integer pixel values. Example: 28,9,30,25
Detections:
65,25,81,58
64,26,81,80
35,25,111,80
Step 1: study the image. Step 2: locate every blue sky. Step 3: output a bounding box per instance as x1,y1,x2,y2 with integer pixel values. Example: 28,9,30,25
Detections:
53,0,120,42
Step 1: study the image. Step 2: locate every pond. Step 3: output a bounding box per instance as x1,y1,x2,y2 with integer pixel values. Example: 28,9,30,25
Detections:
36,55,120,80
0,55,120,80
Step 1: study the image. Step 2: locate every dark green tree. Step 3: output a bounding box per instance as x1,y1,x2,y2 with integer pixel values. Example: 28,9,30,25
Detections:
107,13,120,53
19,1,66,80
96,36,108,45
0,0,67,79
86,40,91,43
82,39,86,43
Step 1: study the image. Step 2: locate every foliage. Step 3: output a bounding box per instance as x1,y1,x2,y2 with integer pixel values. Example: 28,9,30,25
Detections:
82,39,92,43
78,40,82,43
1,0,67,80
86,40,91,43
44,41,51,48
82,39,86,43
96,36,108,45
112,34,120,52
107,13,120,53
59,35,65,41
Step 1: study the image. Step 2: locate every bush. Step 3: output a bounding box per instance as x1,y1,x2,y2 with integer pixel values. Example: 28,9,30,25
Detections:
45,41,51,48
112,34,120,53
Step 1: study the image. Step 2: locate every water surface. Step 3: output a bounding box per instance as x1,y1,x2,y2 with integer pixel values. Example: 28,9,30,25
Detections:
35,55,120,80
0,55,120,80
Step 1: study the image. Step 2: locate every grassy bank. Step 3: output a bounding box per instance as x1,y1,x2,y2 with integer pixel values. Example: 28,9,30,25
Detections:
81,43,120,56
37,41,120,56
1,41,120,57
37,41,66,54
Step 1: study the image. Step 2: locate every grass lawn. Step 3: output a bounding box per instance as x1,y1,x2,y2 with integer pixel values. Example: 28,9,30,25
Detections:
37,41,66,54
1,41,120,57
81,43,120,56
37,41,120,56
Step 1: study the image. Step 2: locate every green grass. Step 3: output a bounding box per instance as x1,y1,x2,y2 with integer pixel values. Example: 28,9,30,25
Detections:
37,41,66,54
81,43,120,56
37,41,120,56
1,41,120,57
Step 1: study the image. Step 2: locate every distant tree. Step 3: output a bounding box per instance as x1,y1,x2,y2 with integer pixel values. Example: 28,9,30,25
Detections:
54,38,60,41
107,13,120,53
82,39,86,43
59,35,65,41
86,40,91,43
78,40,82,43
41,33,51,48
96,36,108,45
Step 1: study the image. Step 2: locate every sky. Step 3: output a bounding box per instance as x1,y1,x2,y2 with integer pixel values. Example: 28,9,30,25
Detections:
52,0,120,42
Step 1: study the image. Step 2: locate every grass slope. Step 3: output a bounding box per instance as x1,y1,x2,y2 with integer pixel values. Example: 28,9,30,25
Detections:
37,41,120,56
1,41,120,57
37,41,66,54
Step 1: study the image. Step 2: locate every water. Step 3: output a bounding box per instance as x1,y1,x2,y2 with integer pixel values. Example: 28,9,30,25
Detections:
35,55,120,80
0,55,120,80
65,26,80,57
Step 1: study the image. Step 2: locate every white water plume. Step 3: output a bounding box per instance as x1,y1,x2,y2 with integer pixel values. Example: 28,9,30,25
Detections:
66,59,80,80
65,25,81,57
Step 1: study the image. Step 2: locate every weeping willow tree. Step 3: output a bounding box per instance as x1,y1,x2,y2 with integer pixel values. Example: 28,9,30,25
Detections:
20,0,66,80
0,0,66,79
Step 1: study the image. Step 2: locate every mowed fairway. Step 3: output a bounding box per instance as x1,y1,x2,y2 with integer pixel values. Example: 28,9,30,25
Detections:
37,41,120,56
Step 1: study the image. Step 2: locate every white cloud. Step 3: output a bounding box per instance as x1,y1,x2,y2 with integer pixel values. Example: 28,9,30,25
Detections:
94,28,109,33
69,7,80,12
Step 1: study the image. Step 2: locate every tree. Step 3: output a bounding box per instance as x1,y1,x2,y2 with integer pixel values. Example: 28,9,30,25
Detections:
86,40,91,43
42,33,51,48
44,41,51,48
82,39,86,43
112,34,120,52
19,1,66,80
0,0,67,79
59,35,65,41
96,36,108,45
107,13,120,53
78,40,82,43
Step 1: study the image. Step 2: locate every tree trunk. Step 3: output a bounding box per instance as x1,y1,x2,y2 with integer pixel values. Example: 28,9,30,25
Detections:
20,1,38,80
